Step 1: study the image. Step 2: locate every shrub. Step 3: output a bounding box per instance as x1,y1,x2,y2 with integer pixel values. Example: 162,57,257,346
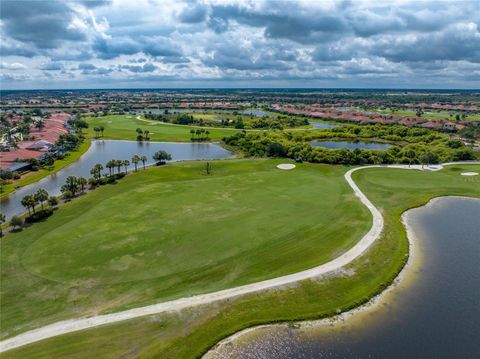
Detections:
63,190,73,199
115,172,126,179
25,208,54,223
10,216,23,229
0,169,14,180
106,176,117,184
98,177,108,185
48,196,59,207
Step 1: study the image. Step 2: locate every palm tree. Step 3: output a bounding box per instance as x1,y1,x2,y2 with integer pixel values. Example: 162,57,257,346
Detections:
34,189,49,210
106,160,116,176
99,125,105,137
63,176,79,196
123,160,130,174
34,118,45,131
115,160,122,174
143,130,150,140
77,177,87,192
205,130,210,140
21,195,33,215
190,129,195,140
141,155,147,170
131,155,140,172
90,164,104,179
93,127,99,137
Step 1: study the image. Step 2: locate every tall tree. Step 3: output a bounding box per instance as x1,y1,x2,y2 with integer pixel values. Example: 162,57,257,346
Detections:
77,177,87,192
34,189,49,210
123,160,130,174
62,176,79,196
115,160,122,174
21,195,33,215
106,160,116,176
153,150,172,164
131,155,140,172
141,155,147,170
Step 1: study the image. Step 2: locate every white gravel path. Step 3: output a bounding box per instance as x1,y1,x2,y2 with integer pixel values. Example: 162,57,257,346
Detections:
1,161,478,353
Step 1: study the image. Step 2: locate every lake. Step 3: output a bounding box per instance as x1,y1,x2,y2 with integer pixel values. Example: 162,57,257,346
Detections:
205,197,480,358
312,140,392,150
309,121,338,129
1,140,233,219
242,109,277,118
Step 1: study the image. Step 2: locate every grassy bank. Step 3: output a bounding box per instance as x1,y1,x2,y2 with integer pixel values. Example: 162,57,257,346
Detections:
0,159,370,339
85,115,247,142
4,164,479,358
0,139,91,198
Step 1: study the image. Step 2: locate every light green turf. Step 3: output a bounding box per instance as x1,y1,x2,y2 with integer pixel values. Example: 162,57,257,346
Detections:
377,108,480,121
85,115,247,142
4,164,478,359
0,159,370,338
0,139,91,198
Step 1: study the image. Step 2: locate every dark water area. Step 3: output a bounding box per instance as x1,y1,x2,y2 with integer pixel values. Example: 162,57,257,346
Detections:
311,140,392,150
1,140,233,219
309,121,338,129
242,109,276,118
207,197,480,359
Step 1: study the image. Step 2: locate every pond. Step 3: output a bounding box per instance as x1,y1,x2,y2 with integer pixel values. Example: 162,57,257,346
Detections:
309,121,338,129
205,197,480,359
242,109,277,118
311,140,392,150
1,140,233,219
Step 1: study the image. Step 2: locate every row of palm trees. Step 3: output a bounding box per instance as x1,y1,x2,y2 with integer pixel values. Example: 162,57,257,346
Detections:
190,128,210,141
6,151,172,234
93,125,105,138
136,128,150,141
20,188,58,216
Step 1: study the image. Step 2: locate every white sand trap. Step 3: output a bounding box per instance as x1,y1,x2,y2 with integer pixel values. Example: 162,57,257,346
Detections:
461,172,478,176
277,164,296,170
108,121,112,123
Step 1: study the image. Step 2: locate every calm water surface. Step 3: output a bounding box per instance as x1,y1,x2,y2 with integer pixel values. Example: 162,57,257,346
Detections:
312,140,392,150
309,121,338,129
1,140,232,218
207,197,480,359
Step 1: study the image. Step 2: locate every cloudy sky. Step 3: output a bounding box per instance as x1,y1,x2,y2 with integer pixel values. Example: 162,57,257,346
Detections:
1,0,479,89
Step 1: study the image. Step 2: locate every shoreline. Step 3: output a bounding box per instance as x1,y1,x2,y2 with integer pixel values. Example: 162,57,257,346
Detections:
203,195,473,356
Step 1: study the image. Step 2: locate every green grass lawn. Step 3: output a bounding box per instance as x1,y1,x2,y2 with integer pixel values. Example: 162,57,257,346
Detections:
0,139,91,198
85,115,247,142
0,159,370,339
4,163,478,359
377,108,480,121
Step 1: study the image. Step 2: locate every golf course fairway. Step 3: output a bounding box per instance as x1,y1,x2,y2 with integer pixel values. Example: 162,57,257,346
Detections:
85,115,246,142
2,163,478,358
0,159,370,339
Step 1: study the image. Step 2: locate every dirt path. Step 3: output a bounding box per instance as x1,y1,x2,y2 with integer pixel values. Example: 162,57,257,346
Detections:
1,162,478,353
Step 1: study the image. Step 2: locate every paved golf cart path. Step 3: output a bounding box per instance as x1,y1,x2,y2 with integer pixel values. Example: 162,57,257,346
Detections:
1,162,478,353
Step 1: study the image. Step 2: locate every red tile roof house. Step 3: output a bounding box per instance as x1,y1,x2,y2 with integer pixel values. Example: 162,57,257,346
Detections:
0,112,70,170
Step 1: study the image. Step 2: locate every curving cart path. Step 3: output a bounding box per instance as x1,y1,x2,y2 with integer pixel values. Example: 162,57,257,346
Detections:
1,162,478,353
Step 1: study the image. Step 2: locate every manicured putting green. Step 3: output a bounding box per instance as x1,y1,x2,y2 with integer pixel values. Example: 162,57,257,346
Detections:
1,159,369,337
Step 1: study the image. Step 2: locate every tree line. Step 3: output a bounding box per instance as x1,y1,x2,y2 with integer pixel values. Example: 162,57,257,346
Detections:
5,151,172,234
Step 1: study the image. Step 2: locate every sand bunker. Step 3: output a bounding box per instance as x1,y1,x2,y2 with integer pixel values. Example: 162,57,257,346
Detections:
460,172,478,176
277,164,296,170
